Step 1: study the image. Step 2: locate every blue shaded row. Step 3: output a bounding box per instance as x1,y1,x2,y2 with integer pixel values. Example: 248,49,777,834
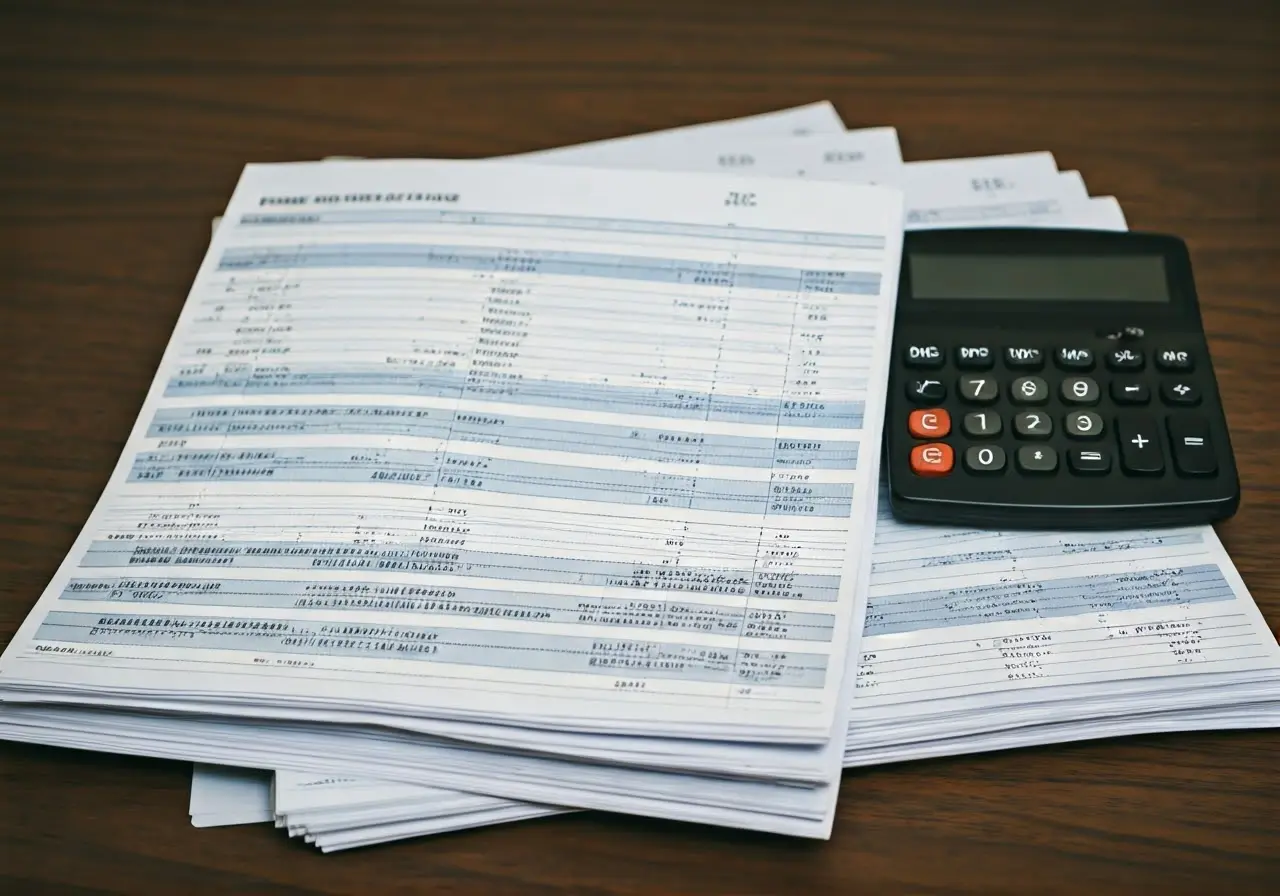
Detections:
127,447,853,516
59,576,838,639
147,404,860,470
37,610,830,687
217,242,884,296
865,564,1232,636
237,210,886,251
79,540,841,602
162,367,864,428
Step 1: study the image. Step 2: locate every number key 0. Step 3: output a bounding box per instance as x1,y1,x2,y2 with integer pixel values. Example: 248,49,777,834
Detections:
964,444,1006,473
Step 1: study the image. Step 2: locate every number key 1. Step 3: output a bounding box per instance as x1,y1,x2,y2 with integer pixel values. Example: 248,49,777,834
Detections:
963,411,1002,438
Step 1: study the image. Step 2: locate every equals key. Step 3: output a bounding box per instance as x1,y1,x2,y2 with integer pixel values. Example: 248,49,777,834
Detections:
1167,415,1217,476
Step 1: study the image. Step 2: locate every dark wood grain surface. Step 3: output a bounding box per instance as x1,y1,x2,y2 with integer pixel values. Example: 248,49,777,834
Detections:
1,1,1278,892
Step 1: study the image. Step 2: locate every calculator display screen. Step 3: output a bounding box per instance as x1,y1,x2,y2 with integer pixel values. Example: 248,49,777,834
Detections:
908,253,1170,302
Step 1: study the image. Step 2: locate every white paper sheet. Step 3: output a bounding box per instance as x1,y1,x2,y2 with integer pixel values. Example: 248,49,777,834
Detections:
511,129,903,178
189,763,273,827
504,101,846,161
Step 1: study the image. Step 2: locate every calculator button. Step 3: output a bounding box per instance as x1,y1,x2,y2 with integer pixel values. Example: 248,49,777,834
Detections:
1068,448,1112,475
908,408,951,439
1167,416,1217,476
1155,349,1194,372
1106,347,1145,371
903,345,944,368
1016,445,1058,474
1004,347,1044,369
963,445,1006,474
1014,411,1053,439
910,442,954,477
957,375,999,404
1160,380,1201,406
907,378,946,403
1010,376,1049,405
955,346,993,369
1060,376,1100,405
1064,410,1105,439
1110,380,1150,405
962,410,1002,438
1055,347,1095,370
1117,415,1164,475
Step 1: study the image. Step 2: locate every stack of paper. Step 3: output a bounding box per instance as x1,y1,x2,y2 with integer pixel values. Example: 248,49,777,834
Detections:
4,101,1279,852
0,101,909,842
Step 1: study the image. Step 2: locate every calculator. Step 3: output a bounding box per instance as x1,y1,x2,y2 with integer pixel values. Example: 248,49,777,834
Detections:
885,227,1240,530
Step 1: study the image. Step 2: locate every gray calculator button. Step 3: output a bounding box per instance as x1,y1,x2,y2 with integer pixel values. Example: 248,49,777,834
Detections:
1155,348,1194,372
907,378,946,403
1161,380,1202,406
964,444,1006,474
1016,444,1058,473
958,374,999,404
1060,376,1100,405
1014,411,1053,439
904,344,944,368
955,345,994,369
962,410,1003,438
1010,376,1049,404
1005,347,1044,369
1055,347,1095,370
1111,380,1150,405
1064,410,1105,439
1069,448,1112,475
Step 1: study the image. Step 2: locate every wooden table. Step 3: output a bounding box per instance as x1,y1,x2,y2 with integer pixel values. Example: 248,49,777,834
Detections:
1,1,1277,892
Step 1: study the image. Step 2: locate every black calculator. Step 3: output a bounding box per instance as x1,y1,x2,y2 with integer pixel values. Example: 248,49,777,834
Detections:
885,227,1239,530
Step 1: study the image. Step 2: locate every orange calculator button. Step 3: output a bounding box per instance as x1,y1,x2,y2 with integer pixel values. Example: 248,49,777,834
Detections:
908,408,951,439
910,442,954,477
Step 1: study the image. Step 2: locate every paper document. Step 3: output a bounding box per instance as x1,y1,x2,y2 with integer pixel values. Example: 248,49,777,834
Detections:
0,160,903,742
506,101,845,161
0,156,908,839
516,129,903,179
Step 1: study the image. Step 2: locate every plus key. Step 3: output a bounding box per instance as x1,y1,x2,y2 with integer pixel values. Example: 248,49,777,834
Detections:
1117,414,1164,475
